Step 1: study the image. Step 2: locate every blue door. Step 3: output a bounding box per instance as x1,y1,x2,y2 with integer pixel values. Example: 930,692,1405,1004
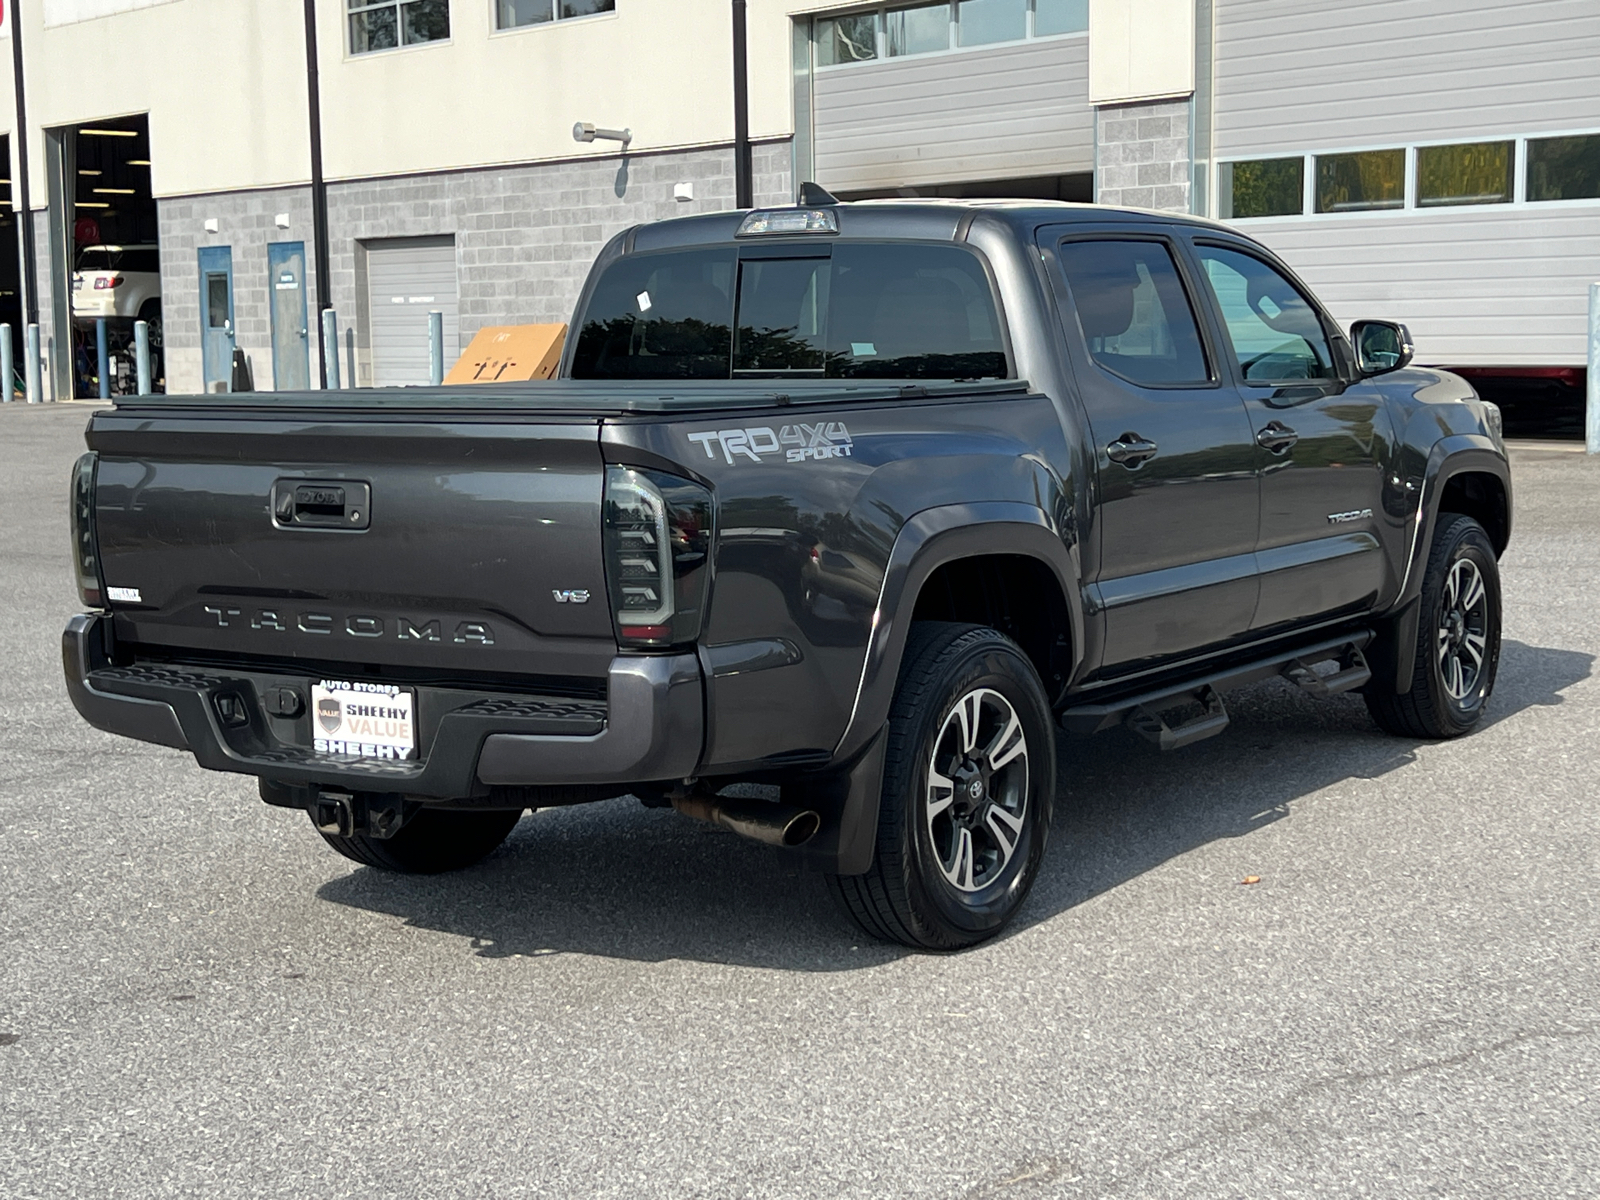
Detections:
267,241,310,390
198,246,235,391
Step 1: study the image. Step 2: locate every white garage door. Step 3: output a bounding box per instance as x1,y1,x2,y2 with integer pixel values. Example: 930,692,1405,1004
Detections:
366,236,459,387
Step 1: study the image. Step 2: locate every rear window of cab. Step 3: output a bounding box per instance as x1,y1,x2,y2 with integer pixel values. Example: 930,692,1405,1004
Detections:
571,242,1009,381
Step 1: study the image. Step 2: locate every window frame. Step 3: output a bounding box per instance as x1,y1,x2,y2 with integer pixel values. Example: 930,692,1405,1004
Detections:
491,0,617,36
347,0,452,57
810,0,1087,71
1524,131,1600,204
1212,126,1600,222
1050,231,1222,393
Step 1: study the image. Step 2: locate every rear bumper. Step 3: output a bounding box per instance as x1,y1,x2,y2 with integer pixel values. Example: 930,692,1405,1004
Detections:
62,612,703,798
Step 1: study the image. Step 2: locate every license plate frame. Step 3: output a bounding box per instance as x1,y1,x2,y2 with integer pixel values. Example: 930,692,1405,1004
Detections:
310,678,417,762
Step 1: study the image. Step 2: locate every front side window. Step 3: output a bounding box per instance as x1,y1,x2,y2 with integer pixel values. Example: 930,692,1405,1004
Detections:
1417,141,1513,207
1220,157,1305,219
1195,246,1334,384
349,0,449,53
572,243,1007,381
1527,133,1600,202
498,0,614,31
1314,149,1405,213
1055,240,1210,387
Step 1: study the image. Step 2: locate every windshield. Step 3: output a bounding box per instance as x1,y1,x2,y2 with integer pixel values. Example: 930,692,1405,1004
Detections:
571,241,1008,381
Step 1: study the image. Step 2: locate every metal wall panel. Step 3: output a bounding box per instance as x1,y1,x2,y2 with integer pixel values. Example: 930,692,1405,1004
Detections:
1244,205,1600,366
813,37,1094,193
1213,0,1600,156
366,237,459,388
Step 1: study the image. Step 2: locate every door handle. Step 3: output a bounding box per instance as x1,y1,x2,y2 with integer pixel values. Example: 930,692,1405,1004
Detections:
1257,421,1299,454
1106,433,1158,468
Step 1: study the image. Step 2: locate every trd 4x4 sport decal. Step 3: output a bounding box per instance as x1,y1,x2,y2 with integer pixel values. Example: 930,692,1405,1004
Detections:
687,422,854,465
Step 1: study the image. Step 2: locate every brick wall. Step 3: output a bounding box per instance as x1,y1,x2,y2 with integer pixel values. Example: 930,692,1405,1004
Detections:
157,141,793,394
1095,100,1193,213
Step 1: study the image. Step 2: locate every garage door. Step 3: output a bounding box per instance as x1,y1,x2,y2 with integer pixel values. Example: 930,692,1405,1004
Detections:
366,236,459,387
813,35,1094,195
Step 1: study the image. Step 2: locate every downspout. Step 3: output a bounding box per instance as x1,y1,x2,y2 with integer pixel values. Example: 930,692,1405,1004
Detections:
303,0,332,387
732,0,753,208
11,1,38,328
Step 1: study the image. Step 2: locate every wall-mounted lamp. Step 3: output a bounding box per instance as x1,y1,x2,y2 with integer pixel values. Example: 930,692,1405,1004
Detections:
573,122,632,148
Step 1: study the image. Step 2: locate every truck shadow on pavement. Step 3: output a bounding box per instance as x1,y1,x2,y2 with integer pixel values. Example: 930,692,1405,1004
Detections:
315,638,1590,969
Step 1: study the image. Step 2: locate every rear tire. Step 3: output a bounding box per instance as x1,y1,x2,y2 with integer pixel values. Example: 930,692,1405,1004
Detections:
316,807,524,874
828,622,1055,951
1365,514,1501,739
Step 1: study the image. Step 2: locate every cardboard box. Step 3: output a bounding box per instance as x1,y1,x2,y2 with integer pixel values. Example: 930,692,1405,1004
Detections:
445,323,566,384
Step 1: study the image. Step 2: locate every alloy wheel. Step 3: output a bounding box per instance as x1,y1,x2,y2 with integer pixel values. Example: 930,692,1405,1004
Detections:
925,687,1029,893
1437,557,1490,704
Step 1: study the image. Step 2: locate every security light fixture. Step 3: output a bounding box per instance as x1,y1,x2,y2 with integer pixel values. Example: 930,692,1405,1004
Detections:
573,122,632,147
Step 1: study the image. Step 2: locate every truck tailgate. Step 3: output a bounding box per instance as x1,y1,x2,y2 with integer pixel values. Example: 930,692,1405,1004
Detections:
87,412,617,682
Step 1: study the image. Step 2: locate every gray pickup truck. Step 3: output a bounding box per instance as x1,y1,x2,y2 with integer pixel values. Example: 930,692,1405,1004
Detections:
64,196,1510,949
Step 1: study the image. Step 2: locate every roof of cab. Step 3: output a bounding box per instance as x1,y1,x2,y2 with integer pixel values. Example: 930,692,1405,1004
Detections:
624,197,1232,254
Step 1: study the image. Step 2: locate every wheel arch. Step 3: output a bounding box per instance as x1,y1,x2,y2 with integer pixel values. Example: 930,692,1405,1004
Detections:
1396,437,1512,611
830,502,1082,766
1378,437,1511,694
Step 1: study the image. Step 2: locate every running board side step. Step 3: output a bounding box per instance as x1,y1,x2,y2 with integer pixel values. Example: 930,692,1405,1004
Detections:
1059,631,1375,750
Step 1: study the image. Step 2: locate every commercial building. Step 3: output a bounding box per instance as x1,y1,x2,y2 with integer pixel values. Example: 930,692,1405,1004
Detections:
0,0,1594,409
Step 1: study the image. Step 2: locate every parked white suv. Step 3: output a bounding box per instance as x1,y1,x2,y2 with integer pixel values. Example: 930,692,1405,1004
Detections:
72,244,162,325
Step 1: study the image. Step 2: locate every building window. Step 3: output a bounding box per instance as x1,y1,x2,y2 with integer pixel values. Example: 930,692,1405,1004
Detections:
1417,141,1513,207
815,12,878,64
349,0,449,53
1314,149,1405,213
1219,157,1305,219
813,0,1085,67
1032,0,1087,36
497,0,614,30
1526,134,1600,202
887,2,951,56
957,0,1025,47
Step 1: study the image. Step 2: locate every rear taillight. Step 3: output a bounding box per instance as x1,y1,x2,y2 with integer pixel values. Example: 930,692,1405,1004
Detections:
602,466,713,648
93,275,123,290
70,452,105,608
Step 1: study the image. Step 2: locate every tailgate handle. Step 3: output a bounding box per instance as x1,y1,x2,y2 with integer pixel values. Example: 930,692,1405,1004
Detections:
273,479,371,530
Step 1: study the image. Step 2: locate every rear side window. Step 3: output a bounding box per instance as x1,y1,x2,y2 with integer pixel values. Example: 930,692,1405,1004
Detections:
1056,239,1210,386
569,248,736,379
571,242,1007,381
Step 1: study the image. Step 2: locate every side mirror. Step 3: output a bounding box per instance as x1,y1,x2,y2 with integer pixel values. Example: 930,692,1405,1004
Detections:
1350,320,1414,377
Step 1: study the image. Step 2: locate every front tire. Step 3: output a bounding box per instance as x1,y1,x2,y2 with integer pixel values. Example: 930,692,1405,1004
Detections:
829,623,1056,950
316,807,524,874
1365,514,1501,739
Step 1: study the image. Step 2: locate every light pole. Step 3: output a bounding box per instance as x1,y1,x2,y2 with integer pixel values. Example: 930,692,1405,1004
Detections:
732,0,752,209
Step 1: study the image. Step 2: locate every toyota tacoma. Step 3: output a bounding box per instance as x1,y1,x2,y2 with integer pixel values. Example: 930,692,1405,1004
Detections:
63,194,1511,949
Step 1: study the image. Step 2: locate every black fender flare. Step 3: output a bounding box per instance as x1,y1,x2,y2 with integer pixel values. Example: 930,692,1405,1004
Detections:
831,501,1083,767
1377,435,1512,693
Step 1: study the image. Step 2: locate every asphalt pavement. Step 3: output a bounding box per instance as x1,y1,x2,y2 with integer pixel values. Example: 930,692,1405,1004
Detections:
2,402,1596,1198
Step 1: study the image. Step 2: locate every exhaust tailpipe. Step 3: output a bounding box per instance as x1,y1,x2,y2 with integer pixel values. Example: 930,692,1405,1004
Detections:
671,792,822,848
